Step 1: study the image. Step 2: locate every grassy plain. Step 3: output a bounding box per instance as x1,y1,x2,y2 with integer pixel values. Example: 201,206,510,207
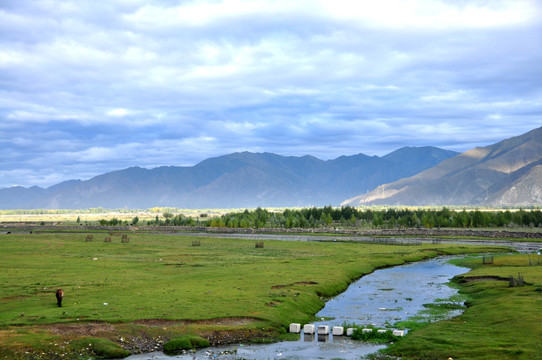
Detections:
383,254,542,360
0,229,508,359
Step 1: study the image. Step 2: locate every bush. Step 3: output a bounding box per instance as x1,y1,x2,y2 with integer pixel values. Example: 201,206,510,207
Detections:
163,335,210,355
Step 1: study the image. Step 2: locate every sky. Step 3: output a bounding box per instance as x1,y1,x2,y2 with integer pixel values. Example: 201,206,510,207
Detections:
1,0,541,189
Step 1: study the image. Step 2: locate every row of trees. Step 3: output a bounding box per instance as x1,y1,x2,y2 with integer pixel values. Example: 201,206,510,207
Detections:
142,206,542,229
98,216,139,226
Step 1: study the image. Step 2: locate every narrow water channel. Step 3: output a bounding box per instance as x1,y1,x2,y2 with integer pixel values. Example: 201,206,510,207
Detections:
126,257,469,360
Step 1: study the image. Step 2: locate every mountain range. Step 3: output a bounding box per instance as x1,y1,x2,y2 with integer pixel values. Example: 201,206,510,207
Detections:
0,147,457,209
342,126,542,207
1,126,541,209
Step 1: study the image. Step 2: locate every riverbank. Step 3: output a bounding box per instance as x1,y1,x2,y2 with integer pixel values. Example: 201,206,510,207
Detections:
2,222,542,240
381,253,542,360
0,231,509,359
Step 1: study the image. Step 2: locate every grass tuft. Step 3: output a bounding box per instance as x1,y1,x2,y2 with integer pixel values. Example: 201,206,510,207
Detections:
163,334,210,354
73,337,130,359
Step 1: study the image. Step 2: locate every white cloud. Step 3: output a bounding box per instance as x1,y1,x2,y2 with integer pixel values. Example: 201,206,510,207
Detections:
121,0,538,32
420,90,470,102
106,108,131,117
6,107,90,123
323,0,537,29
488,114,502,120
76,144,139,162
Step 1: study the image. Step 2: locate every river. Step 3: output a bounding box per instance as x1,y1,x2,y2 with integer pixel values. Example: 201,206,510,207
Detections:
126,257,469,360
163,231,542,252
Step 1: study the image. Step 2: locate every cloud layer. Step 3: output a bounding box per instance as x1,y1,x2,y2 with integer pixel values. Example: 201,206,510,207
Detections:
1,0,541,188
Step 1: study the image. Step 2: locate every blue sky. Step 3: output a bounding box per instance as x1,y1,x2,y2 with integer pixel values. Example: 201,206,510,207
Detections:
1,0,541,188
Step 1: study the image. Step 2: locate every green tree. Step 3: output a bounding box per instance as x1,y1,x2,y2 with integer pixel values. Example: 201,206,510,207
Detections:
421,212,435,228
320,212,333,226
372,213,383,228
471,210,487,227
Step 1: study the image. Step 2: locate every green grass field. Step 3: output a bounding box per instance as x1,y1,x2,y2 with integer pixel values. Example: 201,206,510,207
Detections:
0,230,517,359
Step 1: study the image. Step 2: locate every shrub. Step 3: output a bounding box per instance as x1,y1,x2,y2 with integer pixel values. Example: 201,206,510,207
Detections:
163,335,210,355
255,241,264,248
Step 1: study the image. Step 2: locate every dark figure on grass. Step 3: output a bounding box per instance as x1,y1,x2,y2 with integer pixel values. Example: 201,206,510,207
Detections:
56,289,64,307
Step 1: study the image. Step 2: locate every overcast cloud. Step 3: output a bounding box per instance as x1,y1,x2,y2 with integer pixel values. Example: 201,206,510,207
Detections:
1,0,541,188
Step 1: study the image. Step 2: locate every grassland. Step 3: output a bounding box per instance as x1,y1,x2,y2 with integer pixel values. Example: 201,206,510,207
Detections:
0,229,509,359
383,254,542,360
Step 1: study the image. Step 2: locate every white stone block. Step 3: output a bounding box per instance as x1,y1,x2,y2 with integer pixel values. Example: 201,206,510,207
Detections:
362,328,372,333
332,326,344,336
392,330,405,337
303,324,315,334
377,329,387,334
318,325,329,335
289,323,301,333
346,328,354,336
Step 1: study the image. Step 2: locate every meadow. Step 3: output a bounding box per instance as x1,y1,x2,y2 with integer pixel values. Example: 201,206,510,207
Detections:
0,229,509,359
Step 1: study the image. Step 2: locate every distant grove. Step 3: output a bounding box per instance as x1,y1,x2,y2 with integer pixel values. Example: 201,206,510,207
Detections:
98,206,542,229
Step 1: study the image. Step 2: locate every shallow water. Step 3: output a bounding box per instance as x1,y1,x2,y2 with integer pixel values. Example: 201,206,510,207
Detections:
126,257,468,360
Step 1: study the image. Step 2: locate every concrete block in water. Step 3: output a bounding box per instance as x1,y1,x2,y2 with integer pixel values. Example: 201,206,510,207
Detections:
362,328,372,334
303,324,315,334
332,326,344,336
318,325,329,335
346,328,354,336
289,323,301,333
393,330,405,337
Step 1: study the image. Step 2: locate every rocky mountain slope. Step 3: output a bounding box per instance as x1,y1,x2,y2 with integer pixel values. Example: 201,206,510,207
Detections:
342,127,542,207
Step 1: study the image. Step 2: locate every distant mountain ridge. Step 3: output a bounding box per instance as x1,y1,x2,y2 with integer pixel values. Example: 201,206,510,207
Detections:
0,147,457,209
342,126,542,207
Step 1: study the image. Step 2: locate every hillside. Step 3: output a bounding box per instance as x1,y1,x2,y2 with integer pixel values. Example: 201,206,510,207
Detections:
0,147,456,209
342,126,542,207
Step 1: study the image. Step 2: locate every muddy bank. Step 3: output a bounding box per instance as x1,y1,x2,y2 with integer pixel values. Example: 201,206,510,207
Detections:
40,317,277,355
2,223,542,239
189,226,542,239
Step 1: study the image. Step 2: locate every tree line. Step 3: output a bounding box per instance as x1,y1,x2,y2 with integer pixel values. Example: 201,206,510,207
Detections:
139,206,542,229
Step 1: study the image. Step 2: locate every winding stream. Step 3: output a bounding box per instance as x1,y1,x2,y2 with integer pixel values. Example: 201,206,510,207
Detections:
126,257,469,360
